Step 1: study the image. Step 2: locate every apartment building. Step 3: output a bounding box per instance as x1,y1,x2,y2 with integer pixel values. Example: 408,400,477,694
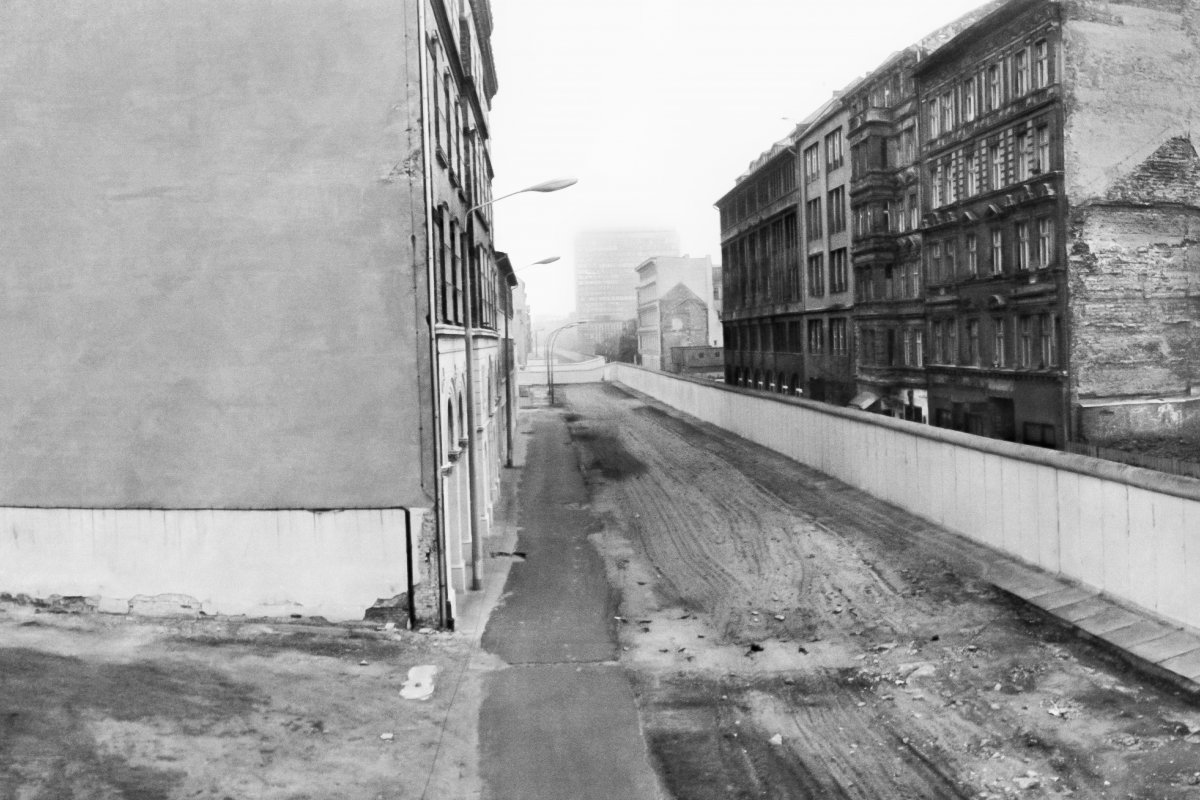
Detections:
798,98,856,403
847,49,930,423
915,0,1067,444
717,138,804,393
0,0,513,626
635,256,718,370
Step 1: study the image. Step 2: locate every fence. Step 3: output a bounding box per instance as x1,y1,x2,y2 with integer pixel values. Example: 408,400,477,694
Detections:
606,363,1200,633
1066,442,1200,481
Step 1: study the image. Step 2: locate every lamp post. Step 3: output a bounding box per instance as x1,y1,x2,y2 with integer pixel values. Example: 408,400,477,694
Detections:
546,321,583,406
503,256,559,469
460,179,575,592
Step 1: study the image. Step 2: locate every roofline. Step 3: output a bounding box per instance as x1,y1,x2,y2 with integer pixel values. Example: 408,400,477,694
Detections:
914,0,1051,76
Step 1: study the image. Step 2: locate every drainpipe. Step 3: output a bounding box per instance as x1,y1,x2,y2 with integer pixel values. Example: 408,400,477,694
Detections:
416,0,449,628
403,507,417,631
504,286,514,467
463,236,484,592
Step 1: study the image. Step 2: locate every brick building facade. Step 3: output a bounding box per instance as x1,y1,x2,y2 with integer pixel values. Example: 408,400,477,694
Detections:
719,0,1200,448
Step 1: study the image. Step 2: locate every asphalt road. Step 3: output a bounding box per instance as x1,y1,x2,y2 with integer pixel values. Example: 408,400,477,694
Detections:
478,409,664,800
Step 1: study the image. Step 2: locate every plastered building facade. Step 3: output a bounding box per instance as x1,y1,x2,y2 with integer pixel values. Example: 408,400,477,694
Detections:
0,0,513,625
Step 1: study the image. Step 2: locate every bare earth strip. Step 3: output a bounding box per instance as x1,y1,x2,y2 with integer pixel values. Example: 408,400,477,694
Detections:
563,383,1200,800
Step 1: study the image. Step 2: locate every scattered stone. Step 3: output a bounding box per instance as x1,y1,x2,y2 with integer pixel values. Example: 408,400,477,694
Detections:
358,660,369,666
746,643,764,655
769,734,784,746
379,732,394,741
797,646,808,655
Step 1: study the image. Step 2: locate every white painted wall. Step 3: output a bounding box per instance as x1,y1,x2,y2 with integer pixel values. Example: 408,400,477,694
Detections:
0,507,422,621
609,364,1200,632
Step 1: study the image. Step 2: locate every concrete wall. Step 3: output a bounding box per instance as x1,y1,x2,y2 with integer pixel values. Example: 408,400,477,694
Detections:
609,363,1200,632
519,358,609,387
0,507,425,621
0,0,431,509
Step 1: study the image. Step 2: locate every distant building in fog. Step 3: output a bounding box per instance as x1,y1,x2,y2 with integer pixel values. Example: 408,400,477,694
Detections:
635,255,718,371
574,228,679,354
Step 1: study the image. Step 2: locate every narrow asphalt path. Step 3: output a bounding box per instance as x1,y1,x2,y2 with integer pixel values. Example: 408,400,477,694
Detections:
478,407,664,800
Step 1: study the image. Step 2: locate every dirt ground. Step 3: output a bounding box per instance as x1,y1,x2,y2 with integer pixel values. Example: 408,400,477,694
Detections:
0,604,481,800
564,383,1200,800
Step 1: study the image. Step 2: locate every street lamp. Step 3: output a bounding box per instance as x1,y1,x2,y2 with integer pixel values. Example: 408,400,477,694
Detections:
459,179,576,592
502,256,560,470
546,321,583,406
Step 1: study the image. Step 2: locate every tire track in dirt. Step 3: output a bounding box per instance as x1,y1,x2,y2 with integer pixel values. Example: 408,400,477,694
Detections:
562,384,1200,800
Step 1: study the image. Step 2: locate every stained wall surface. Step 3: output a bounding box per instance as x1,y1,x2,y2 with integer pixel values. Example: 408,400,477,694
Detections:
610,364,1200,633
0,0,431,509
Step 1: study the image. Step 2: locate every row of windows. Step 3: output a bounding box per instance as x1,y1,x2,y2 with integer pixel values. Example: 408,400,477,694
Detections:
806,248,850,297
856,261,922,303
849,127,918,180
429,37,492,216
432,209,504,329
805,187,848,240
930,120,1052,207
928,313,1060,369
927,216,1055,284
802,128,846,183
721,160,798,228
853,192,920,237
858,313,1059,370
926,38,1054,139
727,318,850,356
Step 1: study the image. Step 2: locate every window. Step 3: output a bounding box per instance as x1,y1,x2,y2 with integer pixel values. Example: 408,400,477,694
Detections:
966,233,978,275
990,143,1004,189
932,163,944,207
929,242,943,283
1014,49,1029,95
964,76,977,121
1015,129,1030,181
808,319,826,354
804,144,820,182
1019,316,1033,367
830,248,848,293
807,253,825,296
1034,40,1049,88
932,319,946,363
903,329,913,366
991,229,1004,275
914,329,925,367
825,129,844,170
831,318,848,354
966,151,978,196
944,238,957,278
805,198,823,240
1023,422,1057,448
993,318,1007,366
945,156,957,204
987,64,1001,109
928,99,941,138
967,319,981,366
827,187,846,233
941,91,955,132
1037,218,1052,268
907,192,919,230
948,320,958,364
1035,124,1050,174
1016,222,1030,270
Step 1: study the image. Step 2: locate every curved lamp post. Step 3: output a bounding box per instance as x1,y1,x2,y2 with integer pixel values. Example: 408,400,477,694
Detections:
546,321,583,406
460,179,575,592
502,255,559,469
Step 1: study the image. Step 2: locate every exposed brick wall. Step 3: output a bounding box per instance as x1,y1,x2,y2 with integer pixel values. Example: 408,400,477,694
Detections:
1061,0,1200,202
1068,202,1200,410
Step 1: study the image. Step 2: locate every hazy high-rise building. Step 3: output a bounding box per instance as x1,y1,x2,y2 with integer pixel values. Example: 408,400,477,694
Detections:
575,228,681,324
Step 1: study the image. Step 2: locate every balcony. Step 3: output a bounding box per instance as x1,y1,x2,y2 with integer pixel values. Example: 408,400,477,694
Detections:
849,106,894,135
